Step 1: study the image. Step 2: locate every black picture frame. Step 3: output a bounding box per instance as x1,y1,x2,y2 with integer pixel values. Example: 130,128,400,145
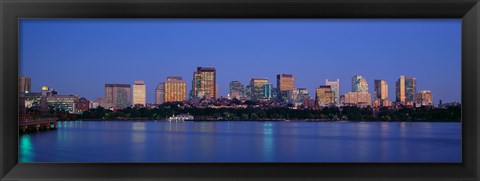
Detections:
1,0,479,180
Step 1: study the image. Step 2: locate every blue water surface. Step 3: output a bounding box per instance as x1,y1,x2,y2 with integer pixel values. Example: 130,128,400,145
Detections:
19,121,461,162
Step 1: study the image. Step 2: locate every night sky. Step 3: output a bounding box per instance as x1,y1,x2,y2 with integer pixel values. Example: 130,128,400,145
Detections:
20,19,461,104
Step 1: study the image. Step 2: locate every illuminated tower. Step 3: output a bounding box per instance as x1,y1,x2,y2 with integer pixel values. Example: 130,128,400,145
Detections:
326,79,340,104
396,75,416,103
193,67,216,99
132,80,146,107
155,83,165,105
164,76,187,102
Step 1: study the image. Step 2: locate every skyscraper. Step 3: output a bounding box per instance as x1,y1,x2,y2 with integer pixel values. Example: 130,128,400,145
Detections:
315,85,335,107
374,79,388,100
155,83,165,105
104,84,131,109
164,76,186,102
19,76,32,94
132,80,146,107
416,90,433,107
229,81,244,99
250,78,269,101
277,74,294,101
352,75,368,92
326,79,340,104
396,75,416,103
193,67,216,99
263,83,273,100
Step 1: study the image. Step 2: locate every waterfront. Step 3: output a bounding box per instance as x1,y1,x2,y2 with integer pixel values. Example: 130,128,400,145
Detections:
19,120,461,162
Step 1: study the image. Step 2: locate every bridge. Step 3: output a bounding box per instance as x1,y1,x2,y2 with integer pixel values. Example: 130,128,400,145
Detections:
19,117,57,133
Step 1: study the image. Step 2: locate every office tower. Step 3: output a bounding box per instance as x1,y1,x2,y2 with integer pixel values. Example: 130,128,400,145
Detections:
416,90,433,107
104,84,131,109
396,75,416,103
19,76,32,94
155,83,165,105
344,92,372,107
164,76,187,102
296,88,311,108
263,83,273,100
192,67,216,99
374,80,388,100
277,74,294,101
245,85,253,100
315,85,335,107
326,79,340,104
215,84,219,99
229,81,244,99
132,80,146,107
352,75,368,92
250,78,269,101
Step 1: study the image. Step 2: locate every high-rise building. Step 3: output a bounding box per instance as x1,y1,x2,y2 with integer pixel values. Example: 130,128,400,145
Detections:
277,74,294,101
192,67,216,99
229,81,244,99
344,92,372,107
164,76,186,102
396,75,416,103
416,90,433,107
250,78,269,101
326,79,340,104
104,84,131,109
133,80,146,107
315,85,335,107
19,76,32,94
352,75,368,92
263,84,273,100
155,83,165,105
215,84,219,99
245,85,253,100
374,79,388,100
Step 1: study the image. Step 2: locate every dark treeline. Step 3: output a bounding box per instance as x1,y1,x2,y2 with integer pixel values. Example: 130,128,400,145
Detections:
62,103,462,122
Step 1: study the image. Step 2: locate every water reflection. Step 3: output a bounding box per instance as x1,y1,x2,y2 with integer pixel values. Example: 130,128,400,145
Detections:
19,135,34,162
263,122,274,161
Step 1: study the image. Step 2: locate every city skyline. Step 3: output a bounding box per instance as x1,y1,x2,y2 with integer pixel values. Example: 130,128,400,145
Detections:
20,19,461,104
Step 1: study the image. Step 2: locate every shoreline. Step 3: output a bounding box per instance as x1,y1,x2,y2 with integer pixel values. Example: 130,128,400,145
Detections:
59,119,461,122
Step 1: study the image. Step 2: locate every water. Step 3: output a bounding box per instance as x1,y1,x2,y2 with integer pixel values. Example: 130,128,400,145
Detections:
19,120,461,162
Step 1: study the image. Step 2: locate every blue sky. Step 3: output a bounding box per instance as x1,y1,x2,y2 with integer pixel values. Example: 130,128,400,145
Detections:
20,19,461,104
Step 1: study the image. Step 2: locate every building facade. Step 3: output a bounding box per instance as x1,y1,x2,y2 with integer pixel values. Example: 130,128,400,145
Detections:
416,90,433,107
344,92,372,107
19,76,32,94
132,80,146,107
374,79,388,100
74,97,90,113
104,84,131,109
262,84,273,100
164,76,187,102
193,67,216,99
155,83,165,105
352,75,368,92
396,75,416,104
277,74,294,101
325,79,340,104
229,81,245,99
315,85,335,107
250,78,269,101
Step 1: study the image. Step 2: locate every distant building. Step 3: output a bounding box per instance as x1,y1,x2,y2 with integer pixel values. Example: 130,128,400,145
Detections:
193,67,216,99
396,75,416,104
315,85,335,107
326,79,340,105
292,88,311,108
262,83,273,100
104,84,131,109
344,92,372,107
19,76,32,94
277,74,294,101
215,84,219,99
155,83,165,105
164,76,186,102
416,90,433,107
373,79,389,108
132,80,146,107
250,78,269,101
245,85,253,100
229,81,244,99
352,75,368,92
75,97,90,113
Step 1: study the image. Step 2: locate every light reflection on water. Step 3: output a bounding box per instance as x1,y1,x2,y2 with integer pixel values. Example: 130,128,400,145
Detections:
19,121,461,162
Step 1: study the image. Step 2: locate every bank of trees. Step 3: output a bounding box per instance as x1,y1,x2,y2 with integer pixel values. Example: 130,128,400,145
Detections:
70,104,461,122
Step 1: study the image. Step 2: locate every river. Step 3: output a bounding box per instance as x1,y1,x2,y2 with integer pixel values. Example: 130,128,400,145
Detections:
19,120,461,162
